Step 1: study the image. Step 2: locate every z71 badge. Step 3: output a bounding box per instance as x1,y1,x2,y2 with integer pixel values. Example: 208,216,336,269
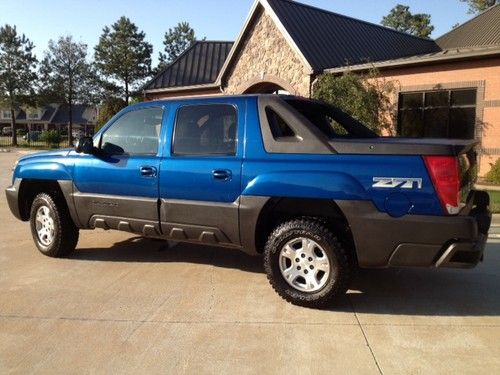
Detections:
372,177,422,189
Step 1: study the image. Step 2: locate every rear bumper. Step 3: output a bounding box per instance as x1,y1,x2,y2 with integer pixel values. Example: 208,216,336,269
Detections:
337,190,491,269
5,178,22,221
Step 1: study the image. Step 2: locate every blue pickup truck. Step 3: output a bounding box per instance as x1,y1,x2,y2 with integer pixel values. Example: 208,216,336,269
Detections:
6,95,491,307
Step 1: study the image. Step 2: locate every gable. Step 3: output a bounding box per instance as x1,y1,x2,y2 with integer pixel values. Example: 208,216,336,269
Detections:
223,6,311,95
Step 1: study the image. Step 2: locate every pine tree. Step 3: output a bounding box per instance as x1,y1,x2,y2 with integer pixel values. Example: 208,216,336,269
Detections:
0,24,37,146
157,22,197,71
94,17,152,104
39,35,94,144
460,0,498,14
381,4,434,38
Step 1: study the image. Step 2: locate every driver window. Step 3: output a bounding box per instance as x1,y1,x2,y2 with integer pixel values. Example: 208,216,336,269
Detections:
101,107,164,155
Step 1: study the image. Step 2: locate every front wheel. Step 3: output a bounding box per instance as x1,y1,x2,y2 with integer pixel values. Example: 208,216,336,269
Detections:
30,193,79,257
264,218,351,308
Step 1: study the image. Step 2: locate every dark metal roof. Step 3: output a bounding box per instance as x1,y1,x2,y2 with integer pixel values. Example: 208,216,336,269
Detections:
40,104,58,122
437,4,500,49
266,0,441,71
0,104,96,124
51,104,97,125
144,41,233,91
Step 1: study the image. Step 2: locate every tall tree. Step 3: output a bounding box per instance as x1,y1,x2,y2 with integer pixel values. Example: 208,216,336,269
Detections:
39,35,94,144
0,24,37,146
381,4,434,38
157,22,196,71
460,0,498,13
94,17,152,104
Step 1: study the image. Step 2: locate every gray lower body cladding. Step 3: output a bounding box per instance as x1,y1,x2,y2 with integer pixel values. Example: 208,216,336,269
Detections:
337,193,490,268
5,178,22,220
6,179,490,266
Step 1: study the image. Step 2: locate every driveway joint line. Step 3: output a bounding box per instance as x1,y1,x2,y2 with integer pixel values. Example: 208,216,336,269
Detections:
1,314,499,328
349,297,383,375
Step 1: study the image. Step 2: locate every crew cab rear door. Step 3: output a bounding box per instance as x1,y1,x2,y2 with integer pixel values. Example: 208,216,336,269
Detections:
158,99,245,246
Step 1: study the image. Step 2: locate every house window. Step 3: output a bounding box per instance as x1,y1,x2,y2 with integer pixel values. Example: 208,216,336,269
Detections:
26,110,41,120
398,88,477,139
1,110,11,119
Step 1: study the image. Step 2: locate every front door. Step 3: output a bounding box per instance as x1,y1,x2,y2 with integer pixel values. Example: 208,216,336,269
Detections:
72,106,165,233
159,101,244,246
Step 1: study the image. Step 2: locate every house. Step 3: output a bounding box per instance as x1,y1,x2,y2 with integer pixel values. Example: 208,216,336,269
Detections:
143,0,500,176
0,104,97,136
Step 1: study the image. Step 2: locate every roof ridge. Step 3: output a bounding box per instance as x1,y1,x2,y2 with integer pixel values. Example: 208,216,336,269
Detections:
195,40,234,44
436,2,500,41
269,0,438,44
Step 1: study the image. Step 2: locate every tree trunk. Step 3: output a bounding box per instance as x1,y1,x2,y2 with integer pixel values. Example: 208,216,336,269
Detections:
10,108,17,147
68,102,73,146
125,80,129,105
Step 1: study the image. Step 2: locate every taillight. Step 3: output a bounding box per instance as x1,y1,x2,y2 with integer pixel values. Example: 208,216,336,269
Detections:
423,156,460,215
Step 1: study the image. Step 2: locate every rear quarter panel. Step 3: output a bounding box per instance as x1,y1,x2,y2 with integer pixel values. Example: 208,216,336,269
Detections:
242,102,442,216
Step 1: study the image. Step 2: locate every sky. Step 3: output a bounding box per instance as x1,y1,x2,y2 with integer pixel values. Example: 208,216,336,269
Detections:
0,0,473,65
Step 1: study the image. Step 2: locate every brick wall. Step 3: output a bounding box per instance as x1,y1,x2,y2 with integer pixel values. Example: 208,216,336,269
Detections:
376,57,500,176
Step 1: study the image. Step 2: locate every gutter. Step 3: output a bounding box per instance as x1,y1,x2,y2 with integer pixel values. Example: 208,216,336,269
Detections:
143,83,221,95
324,46,500,74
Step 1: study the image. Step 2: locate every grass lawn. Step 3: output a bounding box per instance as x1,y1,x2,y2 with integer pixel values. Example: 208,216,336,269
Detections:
486,190,500,213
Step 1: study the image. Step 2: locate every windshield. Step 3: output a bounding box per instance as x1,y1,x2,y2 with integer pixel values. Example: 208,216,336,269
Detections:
284,98,378,139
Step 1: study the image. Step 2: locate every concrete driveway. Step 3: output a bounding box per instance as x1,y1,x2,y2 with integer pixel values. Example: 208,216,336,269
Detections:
0,151,499,374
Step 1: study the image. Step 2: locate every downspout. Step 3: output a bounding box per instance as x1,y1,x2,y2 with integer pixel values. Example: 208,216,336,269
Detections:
309,73,319,99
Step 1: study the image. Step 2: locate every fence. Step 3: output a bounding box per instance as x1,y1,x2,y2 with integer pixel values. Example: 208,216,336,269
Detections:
0,131,72,149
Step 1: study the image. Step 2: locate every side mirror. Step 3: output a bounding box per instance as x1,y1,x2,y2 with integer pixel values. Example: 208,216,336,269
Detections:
75,136,94,154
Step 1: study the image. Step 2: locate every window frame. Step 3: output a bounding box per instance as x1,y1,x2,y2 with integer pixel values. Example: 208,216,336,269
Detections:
98,106,165,156
171,103,238,157
1,110,12,120
397,88,477,139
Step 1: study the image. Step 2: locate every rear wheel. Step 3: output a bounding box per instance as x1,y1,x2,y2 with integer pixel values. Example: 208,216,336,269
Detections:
29,193,79,257
264,218,351,308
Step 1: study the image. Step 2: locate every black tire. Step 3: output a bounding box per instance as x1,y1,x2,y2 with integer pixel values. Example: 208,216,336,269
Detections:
29,192,79,257
264,218,351,308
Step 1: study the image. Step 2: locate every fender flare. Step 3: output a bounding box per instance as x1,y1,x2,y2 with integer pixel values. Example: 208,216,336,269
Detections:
17,161,72,181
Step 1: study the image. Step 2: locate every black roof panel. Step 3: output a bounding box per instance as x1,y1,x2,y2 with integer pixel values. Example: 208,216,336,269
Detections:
145,41,233,90
437,4,500,49
267,0,441,71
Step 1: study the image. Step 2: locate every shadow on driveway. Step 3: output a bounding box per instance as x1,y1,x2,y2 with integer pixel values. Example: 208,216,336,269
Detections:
71,236,500,317
72,236,264,274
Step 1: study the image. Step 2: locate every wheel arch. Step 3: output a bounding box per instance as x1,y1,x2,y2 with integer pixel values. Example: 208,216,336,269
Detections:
18,179,79,226
243,196,357,265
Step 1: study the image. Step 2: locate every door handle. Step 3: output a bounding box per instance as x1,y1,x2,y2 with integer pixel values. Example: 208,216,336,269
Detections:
212,169,232,181
140,166,157,177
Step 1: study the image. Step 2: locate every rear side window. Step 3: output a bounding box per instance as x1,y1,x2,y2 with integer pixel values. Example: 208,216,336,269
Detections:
265,107,295,139
173,104,237,155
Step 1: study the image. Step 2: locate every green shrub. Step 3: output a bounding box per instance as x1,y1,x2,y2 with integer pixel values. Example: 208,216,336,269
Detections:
40,130,62,147
312,68,395,135
16,128,27,136
485,159,500,184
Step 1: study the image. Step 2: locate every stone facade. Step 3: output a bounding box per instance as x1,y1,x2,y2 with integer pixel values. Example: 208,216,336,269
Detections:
223,7,311,96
